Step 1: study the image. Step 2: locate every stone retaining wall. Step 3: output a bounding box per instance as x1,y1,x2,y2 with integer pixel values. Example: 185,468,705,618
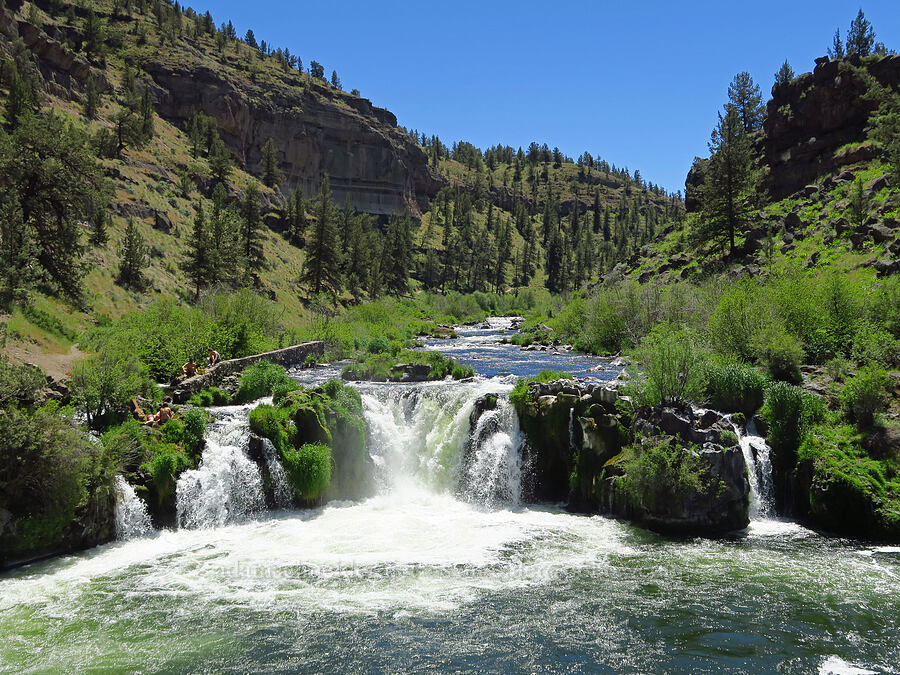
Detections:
171,341,324,402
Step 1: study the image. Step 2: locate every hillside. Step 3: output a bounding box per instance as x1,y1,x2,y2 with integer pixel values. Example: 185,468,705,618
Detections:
0,0,684,370
624,52,900,286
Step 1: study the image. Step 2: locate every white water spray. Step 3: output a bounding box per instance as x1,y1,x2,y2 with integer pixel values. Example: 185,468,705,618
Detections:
734,418,774,518
176,403,266,529
113,475,152,540
360,380,522,505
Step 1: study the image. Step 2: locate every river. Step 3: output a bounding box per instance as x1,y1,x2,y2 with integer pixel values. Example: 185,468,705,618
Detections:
1,318,898,673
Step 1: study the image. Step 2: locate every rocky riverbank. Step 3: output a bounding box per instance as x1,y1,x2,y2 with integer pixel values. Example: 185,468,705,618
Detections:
509,379,751,536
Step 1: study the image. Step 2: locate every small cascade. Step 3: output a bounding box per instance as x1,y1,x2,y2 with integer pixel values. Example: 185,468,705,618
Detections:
735,418,774,518
260,437,293,508
176,404,266,529
113,475,152,540
568,408,576,453
463,398,523,506
360,380,522,505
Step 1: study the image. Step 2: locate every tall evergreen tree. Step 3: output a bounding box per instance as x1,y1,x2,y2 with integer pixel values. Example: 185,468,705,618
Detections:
208,183,240,283
699,104,755,256
774,61,795,87
83,77,101,120
727,72,764,133
119,218,147,289
846,10,875,57
260,137,282,187
828,29,845,59
383,214,413,295
300,176,342,295
184,202,210,298
241,183,264,282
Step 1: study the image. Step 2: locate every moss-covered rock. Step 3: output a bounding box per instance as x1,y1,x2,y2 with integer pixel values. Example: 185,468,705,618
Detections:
249,379,371,505
794,423,900,541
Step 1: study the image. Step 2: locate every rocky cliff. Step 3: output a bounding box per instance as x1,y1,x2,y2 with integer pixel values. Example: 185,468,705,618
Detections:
763,54,900,200
144,58,443,216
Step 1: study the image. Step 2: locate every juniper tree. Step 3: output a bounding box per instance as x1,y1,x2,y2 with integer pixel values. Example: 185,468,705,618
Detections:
208,135,232,186
119,218,147,289
300,176,342,296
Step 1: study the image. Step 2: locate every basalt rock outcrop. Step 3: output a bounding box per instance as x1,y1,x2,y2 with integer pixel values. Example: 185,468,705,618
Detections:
513,379,750,536
143,59,444,217
763,54,900,200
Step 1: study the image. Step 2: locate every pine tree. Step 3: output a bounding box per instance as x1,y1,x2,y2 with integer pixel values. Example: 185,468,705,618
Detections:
208,135,231,186
0,192,37,302
300,176,342,295
83,77,101,120
139,87,155,140
184,202,210,298
241,183,264,282
727,72,764,133
260,137,282,187
383,214,413,295
774,61,795,87
494,220,512,293
592,188,601,234
285,186,307,244
119,218,147,288
846,10,875,57
83,9,105,60
208,183,239,283
330,70,341,89
828,29,845,59
699,104,755,256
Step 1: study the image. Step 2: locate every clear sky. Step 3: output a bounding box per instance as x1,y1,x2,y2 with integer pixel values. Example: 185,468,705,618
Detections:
197,1,898,194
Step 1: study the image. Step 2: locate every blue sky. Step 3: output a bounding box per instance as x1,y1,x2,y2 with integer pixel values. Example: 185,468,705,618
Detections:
200,1,898,194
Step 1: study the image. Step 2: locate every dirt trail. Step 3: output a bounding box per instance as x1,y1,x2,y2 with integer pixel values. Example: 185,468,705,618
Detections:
4,342,87,380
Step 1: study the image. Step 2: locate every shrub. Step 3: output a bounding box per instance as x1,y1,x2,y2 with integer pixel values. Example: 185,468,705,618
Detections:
70,344,157,428
281,442,331,502
0,355,45,406
839,366,891,428
232,360,296,403
181,408,208,457
752,322,804,383
187,386,231,407
272,380,301,405
617,438,709,511
628,324,706,407
852,322,899,367
704,360,768,414
708,281,759,361
249,403,291,454
719,429,739,447
824,356,852,381
761,382,825,455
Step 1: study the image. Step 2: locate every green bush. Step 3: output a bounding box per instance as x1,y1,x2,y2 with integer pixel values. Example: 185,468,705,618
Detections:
824,356,852,381
0,355,46,406
839,366,891,428
719,429,739,447
181,408,208,457
704,360,768,414
852,322,899,367
628,324,707,407
617,438,709,511
0,404,95,555
708,281,759,361
761,382,825,455
70,344,157,428
281,442,332,502
752,322,804,383
232,360,296,403
249,403,291,454
272,380,301,405
187,386,231,407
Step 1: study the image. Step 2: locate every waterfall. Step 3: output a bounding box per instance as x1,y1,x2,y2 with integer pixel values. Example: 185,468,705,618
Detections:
113,475,152,540
176,404,266,529
360,381,522,505
734,418,774,518
260,437,293,508
462,398,522,506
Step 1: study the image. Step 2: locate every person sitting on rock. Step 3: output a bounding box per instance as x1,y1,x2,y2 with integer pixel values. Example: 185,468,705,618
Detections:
155,398,175,425
207,348,221,368
182,358,198,379
131,396,151,422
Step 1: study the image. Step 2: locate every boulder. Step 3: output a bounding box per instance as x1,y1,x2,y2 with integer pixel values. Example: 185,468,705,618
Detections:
389,363,432,382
